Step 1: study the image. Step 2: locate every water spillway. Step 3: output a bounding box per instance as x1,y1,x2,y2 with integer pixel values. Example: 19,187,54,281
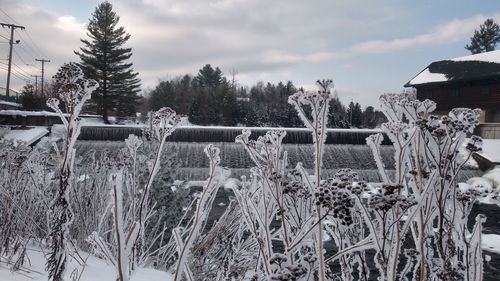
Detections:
74,141,480,182
78,125,391,145
74,125,479,182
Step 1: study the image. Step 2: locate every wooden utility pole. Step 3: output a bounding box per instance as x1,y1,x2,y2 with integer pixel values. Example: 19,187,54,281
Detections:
35,58,50,95
1,22,25,97
31,75,38,95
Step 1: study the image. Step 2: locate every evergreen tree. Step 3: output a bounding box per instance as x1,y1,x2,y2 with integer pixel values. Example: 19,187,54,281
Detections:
328,93,348,128
221,89,239,126
75,1,140,123
347,101,363,128
465,18,500,54
148,80,176,111
189,64,227,125
362,106,377,128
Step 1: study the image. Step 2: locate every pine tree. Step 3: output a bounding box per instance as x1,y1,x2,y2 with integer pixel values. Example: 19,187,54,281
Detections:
347,101,363,128
465,18,500,54
190,64,227,125
75,1,140,123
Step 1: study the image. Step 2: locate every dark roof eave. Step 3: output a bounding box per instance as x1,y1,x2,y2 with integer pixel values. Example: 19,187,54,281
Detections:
406,75,500,88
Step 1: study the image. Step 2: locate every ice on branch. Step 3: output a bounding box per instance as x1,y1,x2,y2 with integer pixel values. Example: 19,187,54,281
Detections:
46,63,98,281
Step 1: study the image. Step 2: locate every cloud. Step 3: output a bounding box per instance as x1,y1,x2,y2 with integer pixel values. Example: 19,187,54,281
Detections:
1,0,499,108
351,13,500,54
0,0,402,92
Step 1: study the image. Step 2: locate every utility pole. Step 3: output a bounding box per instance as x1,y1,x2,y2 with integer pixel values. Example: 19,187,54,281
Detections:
35,58,50,95
1,22,25,97
31,75,38,95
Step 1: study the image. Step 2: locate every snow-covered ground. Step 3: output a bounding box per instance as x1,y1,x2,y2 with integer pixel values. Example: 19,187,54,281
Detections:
480,139,500,163
482,234,500,255
2,127,49,146
0,110,99,118
0,248,173,281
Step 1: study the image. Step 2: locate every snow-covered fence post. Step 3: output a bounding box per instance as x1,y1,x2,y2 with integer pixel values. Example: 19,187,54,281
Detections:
45,63,98,281
288,79,333,281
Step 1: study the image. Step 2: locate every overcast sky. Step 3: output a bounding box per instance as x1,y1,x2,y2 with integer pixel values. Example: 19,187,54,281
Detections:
0,0,499,106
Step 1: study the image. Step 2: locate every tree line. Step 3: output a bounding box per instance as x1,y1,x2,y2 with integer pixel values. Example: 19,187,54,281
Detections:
144,64,386,128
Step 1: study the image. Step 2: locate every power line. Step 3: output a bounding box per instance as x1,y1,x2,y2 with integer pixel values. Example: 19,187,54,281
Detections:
3,62,33,81
16,42,39,60
12,61,34,78
18,30,45,58
0,65,33,84
0,8,20,25
13,48,40,71
0,8,46,59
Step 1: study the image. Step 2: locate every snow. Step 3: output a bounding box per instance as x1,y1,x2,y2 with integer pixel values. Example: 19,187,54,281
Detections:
479,139,500,163
452,50,500,64
0,110,100,118
407,50,500,85
0,247,173,281
2,127,48,146
407,68,448,85
482,234,500,254
0,100,22,108
483,167,500,189
35,124,66,150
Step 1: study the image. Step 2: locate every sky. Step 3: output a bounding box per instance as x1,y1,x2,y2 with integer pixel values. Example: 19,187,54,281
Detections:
0,0,499,107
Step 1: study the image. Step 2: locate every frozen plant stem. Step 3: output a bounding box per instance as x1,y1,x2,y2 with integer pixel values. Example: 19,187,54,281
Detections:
45,63,98,281
135,107,180,265
288,79,333,281
173,145,227,281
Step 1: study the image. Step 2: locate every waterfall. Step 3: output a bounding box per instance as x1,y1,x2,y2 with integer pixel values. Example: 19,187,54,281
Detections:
75,141,480,182
78,126,390,144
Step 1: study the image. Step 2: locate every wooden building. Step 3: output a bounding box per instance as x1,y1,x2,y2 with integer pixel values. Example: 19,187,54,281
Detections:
405,50,500,122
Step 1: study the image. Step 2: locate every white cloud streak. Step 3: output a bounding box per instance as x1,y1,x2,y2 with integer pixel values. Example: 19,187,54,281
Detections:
351,13,500,54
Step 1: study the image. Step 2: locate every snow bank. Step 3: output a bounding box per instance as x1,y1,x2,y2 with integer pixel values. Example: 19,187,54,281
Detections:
482,234,500,254
2,127,48,146
479,139,500,163
0,100,22,108
0,110,100,118
0,248,173,281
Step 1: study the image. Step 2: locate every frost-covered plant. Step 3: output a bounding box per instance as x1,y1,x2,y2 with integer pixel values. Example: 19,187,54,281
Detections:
172,144,230,281
213,80,334,280
86,108,181,281
189,81,488,281
287,79,333,281
361,93,486,280
45,62,98,281
0,142,52,270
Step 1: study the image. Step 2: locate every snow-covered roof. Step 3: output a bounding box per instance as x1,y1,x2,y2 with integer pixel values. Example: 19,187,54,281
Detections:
405,50,500,87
